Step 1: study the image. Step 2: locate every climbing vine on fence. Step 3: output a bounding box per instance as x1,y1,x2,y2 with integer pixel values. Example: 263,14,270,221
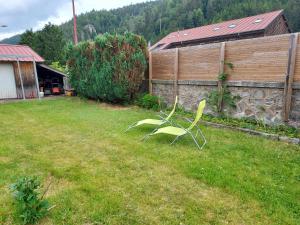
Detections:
208,61,240,114
66,32,147,103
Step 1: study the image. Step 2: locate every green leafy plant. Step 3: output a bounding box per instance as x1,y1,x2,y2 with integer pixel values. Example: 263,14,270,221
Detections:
10,176,50,225
66,32,147,104
49,61,66,73
208,61,239,114
136,94,164,111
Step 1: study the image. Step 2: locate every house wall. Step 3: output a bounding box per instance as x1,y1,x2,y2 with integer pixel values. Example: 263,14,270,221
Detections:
265,15,290,36
12,61,38,99
0,62,18,99
167,32,265,49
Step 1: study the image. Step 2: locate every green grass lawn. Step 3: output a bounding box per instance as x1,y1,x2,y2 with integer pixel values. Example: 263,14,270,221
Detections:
0,97,299,225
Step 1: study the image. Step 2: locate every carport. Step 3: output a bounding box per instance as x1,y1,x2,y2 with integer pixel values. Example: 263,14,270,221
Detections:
37,64,66,95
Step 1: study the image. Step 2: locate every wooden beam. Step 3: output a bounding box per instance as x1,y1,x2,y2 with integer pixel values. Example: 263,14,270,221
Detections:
16,58,26,100
149,52,153,95
283,33,298,122
173,48,179,100
32,57,41,100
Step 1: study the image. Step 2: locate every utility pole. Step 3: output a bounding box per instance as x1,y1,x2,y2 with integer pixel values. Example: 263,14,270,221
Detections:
159,13,162,34
72,0,78,45
160,17,162,34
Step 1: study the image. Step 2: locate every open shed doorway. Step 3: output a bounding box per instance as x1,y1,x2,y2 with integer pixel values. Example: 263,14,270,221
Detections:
36,64,66,96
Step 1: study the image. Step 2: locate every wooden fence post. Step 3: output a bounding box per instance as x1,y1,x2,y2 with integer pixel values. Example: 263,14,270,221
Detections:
219,42,226,76
174,48,179,100
283,33,298,122
149,51,153,95
217,42,226,111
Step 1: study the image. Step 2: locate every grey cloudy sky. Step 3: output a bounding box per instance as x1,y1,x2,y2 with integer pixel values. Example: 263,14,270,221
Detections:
0,0,148,40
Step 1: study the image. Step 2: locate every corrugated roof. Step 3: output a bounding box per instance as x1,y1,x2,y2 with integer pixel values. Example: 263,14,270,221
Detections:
0,44,44,62
151,10,286,51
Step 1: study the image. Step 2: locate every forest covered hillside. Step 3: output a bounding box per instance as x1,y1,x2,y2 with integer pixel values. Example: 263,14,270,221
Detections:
1,0,299,45
60,0,300,44
0,34,21,44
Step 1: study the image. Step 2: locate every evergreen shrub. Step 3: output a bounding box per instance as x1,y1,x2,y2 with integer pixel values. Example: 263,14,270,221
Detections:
66,32,147,103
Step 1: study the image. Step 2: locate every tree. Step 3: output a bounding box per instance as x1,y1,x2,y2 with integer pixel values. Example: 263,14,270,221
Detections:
286,0,300,32
19,23,66,64
36,23,66,64
15,0,300,56
19,29,35,46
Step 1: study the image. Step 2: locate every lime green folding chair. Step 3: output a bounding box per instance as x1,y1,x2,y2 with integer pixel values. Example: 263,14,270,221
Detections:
146,99,207,150
125,96,178,132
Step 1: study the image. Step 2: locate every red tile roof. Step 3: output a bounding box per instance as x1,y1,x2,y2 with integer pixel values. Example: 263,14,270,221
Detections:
0,44,44,62
151,10,286,50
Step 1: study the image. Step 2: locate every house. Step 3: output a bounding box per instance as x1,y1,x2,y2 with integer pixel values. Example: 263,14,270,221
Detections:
150,10,290,51
0,44,66,100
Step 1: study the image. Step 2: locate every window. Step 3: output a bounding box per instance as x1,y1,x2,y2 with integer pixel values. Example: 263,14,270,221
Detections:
228,24,236,28
254,19,263,23
213,27,220,31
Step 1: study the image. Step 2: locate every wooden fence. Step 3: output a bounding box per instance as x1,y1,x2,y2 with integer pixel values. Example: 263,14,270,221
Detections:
149,32,300,122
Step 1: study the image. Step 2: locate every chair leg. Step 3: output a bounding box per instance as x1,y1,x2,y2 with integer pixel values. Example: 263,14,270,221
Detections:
124,122,137,132
141,128,158,141
170,135,181,145
199,129,207,149
195,130,199,138
190,133,202,150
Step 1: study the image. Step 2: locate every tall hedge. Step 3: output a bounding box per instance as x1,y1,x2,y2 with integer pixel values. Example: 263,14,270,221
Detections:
66,32,147,103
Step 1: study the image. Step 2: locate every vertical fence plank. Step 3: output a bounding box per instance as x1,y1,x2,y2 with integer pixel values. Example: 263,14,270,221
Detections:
283,33,298,122
217,42,226,111
219,42,226,74
218,42,226,86
149,52,153,95
173,48,179,100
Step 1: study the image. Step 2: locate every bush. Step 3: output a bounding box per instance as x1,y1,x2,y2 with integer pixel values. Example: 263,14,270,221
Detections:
136,94,163,111
66,32,147,103
10,176,50,224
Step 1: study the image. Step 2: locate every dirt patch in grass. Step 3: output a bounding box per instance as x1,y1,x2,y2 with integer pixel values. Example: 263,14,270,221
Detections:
0,157,10,163
85,99,131,110
99,103,131,110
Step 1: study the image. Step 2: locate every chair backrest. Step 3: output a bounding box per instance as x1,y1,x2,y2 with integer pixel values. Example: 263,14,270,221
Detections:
165,96,178,121
187,100,206,131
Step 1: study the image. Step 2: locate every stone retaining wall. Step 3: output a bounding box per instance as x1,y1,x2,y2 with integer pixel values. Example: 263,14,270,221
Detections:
152,80,300,126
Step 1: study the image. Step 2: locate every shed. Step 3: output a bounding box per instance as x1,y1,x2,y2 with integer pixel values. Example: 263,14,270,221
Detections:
0,44,66,100
150,10,290,51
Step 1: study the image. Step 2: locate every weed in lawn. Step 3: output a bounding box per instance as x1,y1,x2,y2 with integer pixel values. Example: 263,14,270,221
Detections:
10,176,50,224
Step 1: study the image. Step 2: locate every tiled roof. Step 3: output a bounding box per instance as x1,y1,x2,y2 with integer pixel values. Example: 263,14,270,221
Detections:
0,44,44,62
151,10,286,50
